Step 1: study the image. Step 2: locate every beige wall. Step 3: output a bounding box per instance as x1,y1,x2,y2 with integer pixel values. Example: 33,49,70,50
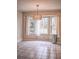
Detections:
17,11,23,42
17,0,61,12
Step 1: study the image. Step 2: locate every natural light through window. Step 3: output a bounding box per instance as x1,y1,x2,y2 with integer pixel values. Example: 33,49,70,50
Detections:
26,16,56,36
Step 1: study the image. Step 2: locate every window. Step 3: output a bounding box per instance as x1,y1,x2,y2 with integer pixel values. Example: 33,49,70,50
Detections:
26,16,57,36
27,16,36,35
40,17,48,34
50,16,56,34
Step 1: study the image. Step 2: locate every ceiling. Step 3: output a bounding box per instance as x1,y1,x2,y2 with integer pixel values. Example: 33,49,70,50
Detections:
17,0,61,12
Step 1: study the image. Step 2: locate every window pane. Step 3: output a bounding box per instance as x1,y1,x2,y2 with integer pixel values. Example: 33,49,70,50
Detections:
40,17,48,34
51,16,56,34
27,16,36,35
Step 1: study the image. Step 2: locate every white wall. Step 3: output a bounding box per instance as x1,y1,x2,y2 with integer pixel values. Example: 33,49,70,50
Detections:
17,11,22,42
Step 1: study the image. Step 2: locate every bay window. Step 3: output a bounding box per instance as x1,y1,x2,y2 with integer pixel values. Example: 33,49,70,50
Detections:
26,16,57,36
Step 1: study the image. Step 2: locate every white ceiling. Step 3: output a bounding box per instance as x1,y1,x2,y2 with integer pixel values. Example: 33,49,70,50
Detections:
17,0,61,12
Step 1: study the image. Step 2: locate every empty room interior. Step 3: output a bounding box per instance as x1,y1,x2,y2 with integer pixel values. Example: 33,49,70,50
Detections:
17,0,61,59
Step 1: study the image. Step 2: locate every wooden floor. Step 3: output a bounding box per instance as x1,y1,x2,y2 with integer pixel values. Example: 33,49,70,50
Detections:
55,44,61,59
17,41,61,59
